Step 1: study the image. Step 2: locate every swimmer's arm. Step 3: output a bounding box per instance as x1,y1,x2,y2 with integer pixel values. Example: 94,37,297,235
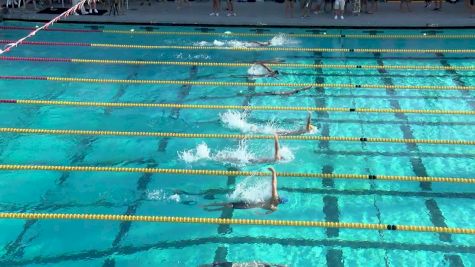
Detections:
268,167,279,201
254,210,275,216
274,134,281,161
259,63,274,73
306,111,312,132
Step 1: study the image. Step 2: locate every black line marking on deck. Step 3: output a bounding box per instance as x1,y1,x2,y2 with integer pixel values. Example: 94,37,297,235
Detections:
315,49,343,266
185,92,475,103
102,161,157,265
313,52,330,151
213,168,239,262
170,65,198,119
444,254,465,267
3,135,96,258
326,249,344,267
3,235,474,266
435,53,475,110
374,52,432,191
104,71,139,116
425,199,452,242
375,53,456,244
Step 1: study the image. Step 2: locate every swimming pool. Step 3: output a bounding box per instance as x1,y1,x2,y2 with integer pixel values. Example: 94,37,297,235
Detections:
0,21,474,266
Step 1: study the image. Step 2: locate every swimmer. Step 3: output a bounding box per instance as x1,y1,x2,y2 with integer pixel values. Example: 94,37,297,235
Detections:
276,111,315,136
248,63,280,79
203,167,287,213
212,134,284,165
200,262,286,267
249,41,271,47
248,85,313,96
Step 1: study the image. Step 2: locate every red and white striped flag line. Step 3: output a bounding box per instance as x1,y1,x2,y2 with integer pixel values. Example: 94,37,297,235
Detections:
0,0,88,55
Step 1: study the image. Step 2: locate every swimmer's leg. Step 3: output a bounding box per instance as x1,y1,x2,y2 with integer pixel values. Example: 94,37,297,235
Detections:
202,202,232,211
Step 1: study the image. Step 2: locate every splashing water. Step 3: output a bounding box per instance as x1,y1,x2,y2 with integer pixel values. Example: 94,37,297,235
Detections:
178,137,294,166
178,142,211,163
279,145,295,162
247,64,270,76
269,33,300,46
213,140,256,166
168,194,181,202
220,110,258,133
147,190,183,203
193,33,299,49
219,110,282,134
147,189,166,200
228,176,272,203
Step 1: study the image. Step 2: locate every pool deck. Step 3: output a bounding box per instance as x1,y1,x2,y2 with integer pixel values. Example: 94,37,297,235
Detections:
1,1,475,28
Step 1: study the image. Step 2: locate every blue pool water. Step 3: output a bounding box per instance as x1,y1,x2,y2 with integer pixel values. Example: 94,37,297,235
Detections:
0,21,474,266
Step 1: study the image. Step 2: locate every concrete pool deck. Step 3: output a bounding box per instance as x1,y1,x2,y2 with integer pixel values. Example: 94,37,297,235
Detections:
1,0,475,28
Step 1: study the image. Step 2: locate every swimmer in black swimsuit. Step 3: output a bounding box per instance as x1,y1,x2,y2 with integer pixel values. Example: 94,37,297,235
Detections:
203,167,288,213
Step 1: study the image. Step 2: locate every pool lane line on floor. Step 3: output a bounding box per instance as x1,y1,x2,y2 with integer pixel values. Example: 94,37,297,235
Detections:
2,99,473,115
4,56,475,71
2,75,475,91
1,40,475,54
2,127,473,146
3,25,475,39
0,164,473,184
2,235,475,266
0,212,474,235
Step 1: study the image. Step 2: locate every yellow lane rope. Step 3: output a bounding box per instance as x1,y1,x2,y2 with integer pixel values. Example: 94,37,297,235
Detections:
1,128,474,145
0,164,473,184
101,29,475,40
1,212,474,234
69,58,475,70
41,77,475,91
89,43,475,54
10,99,475,115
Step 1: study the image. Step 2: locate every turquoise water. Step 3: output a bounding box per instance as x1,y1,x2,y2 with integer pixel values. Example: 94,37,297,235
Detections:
0,21,475,266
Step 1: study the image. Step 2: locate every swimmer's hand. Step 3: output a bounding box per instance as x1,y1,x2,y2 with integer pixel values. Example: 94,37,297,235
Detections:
254,210,275,216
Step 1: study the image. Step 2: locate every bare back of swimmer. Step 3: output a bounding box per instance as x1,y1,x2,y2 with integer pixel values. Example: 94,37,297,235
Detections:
202,167,288,213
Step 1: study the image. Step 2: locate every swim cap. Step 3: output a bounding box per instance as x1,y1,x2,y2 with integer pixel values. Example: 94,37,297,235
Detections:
279,196,288,204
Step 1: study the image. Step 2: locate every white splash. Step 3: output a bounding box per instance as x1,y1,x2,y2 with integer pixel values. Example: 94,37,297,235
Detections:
247,64,271,76
192,33,299,49
213,40,225,46
269,33,300,46
213,140,255,166
279,145,295,162
147,189,165,200
178,142,211,163
228,175,272,203
178,139,294,166
168,194,181,202
175,52,211,60
219,110,282,134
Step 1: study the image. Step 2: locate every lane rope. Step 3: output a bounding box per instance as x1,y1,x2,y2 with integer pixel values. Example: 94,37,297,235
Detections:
1,99,474,115
1,127,474,145
2,40,475,54
0,164,472,184
0,212,474,234
3,25,475,39
1,75,474,91
3,56,475,71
